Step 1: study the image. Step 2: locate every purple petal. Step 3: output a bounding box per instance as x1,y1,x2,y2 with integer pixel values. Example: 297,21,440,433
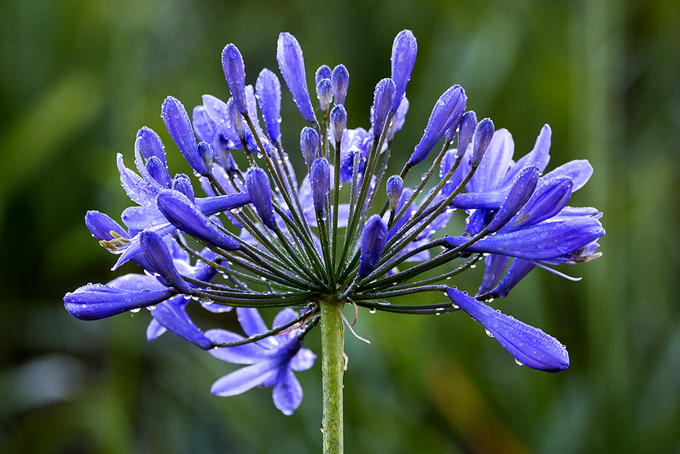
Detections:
161,97,209,176
192,105,219,144
467,128,514,193
272,368,303,415
146,318,167,341
85,211,128,241
272,308,299,330
541,160,593,192
117,153,158,205
502,124,552,186
478,254,510,295
195,192,252,216
447,287,569,372
236,308,276,348
206,329,271,364
151,296,212,349
443,217,605,261
504,176,573,231
290,348,316,372
210,360,278,396
107,273,166,291
488,258,536,298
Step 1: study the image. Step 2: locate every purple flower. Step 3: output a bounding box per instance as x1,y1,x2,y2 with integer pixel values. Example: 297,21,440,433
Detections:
310,157,330,215
256,69,283,143
447,287,569,372
371,78,396,139
245,167,276,230
208,308,316,415
331,64,349,106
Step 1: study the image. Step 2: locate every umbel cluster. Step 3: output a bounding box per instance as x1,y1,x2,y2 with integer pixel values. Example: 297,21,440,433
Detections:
64,30,604,415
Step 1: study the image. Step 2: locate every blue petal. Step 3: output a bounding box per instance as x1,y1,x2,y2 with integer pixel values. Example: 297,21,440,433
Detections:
195,192,251,216
117,153,159,205
467,128,514,193
192,105,219,144
146,318,167,341
64,284,173,320
161,97,208,176
447,287,569,372
503,176,573,231
107,273,166,291
151,295,212,349
541,159,593,192
85,211,128,241
290,348,316,372
272,367,303,415
488,258,536,298
478,254,510,295
210,360,279,396
206,329,271,364
236,307,277,348
502,124,552,187
443,217,605,261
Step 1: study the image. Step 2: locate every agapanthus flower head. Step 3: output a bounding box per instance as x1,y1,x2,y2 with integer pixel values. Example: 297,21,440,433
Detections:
65,30,604,417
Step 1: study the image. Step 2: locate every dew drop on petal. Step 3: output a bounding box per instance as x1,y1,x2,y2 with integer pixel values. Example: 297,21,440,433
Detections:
146,305,156,311
485,329,494,338
130,308,141,313
369,308,377,314
515,358,524,366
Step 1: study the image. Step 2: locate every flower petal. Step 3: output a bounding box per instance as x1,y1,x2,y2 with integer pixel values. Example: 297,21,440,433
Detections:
272,368,303,415
210,360,279,396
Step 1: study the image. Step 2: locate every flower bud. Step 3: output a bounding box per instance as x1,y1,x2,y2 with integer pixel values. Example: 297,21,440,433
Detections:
331,64,349,106
300,126,319,168
358,215,388,279
64,284,174,321
172,174,194,202
316,78,332,112
157,189,240,250
245,168,277,230
409,85,466,166
161,96,203,172
505,176,573,231
226,98,245,140
315,65,331,86
390,30,417,112
485,166,539,233
85,211,128,241
310,157,330,215
192,105,218,144
456,111,477,158
135,127,166,167
197,142,214,175
277,32,317,124
146,156,171,188
387,97,409,141
221,44,248,116
330,105,347,143
371,78,396,139
385,175,403,209
471,118,495,167
140,230,192,294
446,287,569,372
255,69,282,143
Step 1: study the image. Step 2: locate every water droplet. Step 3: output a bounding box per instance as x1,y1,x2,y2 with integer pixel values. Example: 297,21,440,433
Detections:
230,207,242,214
257,152,264,159
485,329,494,338
183,295,191,300
451,303,459,309
421,174,427,181
203,299,214,305
436,312,441,316
146,305,157,311
446,276,451,280
470,264,476,269
130,308,141,313
515,358,524,366
369,308,377,314
260,276,267,281
488,298,494,303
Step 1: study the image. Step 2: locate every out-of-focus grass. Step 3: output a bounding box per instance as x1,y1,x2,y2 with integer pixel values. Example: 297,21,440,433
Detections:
1,0,680,452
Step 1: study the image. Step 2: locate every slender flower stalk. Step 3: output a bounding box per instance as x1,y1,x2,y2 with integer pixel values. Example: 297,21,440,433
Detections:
64,30,604,453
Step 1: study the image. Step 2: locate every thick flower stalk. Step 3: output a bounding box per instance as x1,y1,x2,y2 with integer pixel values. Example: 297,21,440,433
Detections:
64,30,604,453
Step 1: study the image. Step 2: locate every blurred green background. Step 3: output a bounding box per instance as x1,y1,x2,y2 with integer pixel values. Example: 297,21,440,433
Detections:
1,0,680,452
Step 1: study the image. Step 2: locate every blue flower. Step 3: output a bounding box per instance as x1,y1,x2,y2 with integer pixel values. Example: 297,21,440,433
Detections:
208,308,316,415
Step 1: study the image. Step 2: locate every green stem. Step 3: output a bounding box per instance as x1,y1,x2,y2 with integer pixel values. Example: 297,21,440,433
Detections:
320,298,344,453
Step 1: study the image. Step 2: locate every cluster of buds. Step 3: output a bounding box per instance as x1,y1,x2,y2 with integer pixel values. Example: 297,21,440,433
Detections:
64,30,604,415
